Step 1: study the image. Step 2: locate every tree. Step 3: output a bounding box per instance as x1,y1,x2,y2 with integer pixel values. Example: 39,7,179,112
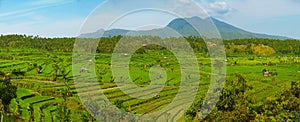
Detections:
186,75,300,121
114,99,127,111
254,81,300,121
52,62,59,81
185,74,254,121
0,71,17,112
56,103,70,122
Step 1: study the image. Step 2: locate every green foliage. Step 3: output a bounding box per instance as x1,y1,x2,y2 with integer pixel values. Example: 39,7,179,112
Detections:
252,44,276,55
56,103,71,122
185,76,300,121
0,35,299,55
113,99,128,111
0,71,17,112
0,35,298,121
253,81,300,121
184,98,204,121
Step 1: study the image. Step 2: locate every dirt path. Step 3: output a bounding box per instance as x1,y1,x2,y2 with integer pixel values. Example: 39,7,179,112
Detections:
12,79,62,84
11,79,131,92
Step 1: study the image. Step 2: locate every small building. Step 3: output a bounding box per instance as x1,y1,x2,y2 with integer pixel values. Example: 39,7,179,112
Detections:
80,67,89,73
262,69,270,77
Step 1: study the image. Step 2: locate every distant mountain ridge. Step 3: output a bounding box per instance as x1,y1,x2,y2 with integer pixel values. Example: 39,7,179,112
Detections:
79,17,289,40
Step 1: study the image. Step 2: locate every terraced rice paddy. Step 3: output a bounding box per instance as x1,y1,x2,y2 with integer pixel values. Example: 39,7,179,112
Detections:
1,47,299,121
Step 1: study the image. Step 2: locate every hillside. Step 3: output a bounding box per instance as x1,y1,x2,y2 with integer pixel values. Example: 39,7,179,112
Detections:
79,17,289,40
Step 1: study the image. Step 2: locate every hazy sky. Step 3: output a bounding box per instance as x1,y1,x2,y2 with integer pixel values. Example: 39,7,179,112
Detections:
0,0,299,39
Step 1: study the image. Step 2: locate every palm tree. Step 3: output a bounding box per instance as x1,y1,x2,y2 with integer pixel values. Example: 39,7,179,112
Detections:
51,63,59,81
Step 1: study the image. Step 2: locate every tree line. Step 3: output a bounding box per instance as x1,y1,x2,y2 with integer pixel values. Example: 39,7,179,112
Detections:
0,34,299,55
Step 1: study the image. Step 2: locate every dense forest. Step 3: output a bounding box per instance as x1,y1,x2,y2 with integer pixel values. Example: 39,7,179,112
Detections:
0,34,299,55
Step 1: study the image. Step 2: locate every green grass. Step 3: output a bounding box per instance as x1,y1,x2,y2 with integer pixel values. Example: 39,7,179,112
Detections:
16,88,35,98
2,48,299,121
43,106,57,122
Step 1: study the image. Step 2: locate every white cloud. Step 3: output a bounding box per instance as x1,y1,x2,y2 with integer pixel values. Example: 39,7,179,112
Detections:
79,0,210,34
25,0,73,6
2,0,299,39
168,0,209,18
209,1,230,14
0,0,73,18
0,5,48,18
0,18,84,37
223,0,300,22
179,0,193,4
190,0,233,16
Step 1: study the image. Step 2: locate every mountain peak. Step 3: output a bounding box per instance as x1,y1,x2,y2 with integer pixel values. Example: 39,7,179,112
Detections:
184,16,217,21
188,16,203,20
79,17,289,40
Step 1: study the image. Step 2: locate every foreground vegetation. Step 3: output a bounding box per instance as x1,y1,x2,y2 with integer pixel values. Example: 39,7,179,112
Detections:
0,35,299,121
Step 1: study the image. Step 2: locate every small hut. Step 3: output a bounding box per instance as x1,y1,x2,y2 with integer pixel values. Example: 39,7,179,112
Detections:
262,69,270,77
142,44,148,49
80,67,89,73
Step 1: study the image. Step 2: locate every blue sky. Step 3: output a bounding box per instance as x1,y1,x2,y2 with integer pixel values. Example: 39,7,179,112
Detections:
0,0,299,39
